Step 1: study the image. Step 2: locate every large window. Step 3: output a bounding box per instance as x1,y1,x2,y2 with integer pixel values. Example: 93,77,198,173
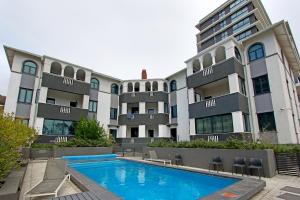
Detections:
110,108,118,120
253,75,270,95
248,43,265,62
18,88,33,104
257,112,276,132
43,119,75,135
22,61,37,75
170,80,177,92
89,101,98,113
196,114,233,134
236,29,252,41
230,0,245,10
233,17,250,34
171,105,177,118
111,84,119,94
90,78,99,90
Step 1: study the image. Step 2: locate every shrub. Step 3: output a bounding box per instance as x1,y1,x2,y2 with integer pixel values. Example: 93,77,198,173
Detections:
75,118,106,140
0,112,36,183
148,139,300,153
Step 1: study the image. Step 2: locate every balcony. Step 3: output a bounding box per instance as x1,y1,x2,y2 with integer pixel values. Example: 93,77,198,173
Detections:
187,58,244,89
41,73,90,95
37,103,88,121
119,91,168,104
189,93,248,119
118,113,169,126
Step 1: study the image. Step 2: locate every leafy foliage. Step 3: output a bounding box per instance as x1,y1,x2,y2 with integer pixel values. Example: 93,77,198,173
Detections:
148,139,300,153
75,118,106,140
0,112,36,183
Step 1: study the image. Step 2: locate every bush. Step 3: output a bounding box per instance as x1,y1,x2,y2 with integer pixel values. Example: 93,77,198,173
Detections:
0,113,36,183
75,118,106,140
148,139,300,153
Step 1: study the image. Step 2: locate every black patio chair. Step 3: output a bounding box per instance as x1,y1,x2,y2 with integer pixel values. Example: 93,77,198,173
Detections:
232,157,247,176
248,158,264,179
174,154,183,166
209,156,223,173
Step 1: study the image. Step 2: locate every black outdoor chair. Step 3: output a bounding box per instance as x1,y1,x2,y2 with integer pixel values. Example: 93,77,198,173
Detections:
174,154,183,166
232,157,247,176
248,158,264,179
209,156,223,172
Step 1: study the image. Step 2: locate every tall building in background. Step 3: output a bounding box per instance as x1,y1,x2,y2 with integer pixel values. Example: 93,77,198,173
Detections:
3,0,300,144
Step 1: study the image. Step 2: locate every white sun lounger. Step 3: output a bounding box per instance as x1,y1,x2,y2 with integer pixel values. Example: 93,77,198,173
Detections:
145,150,172,165
25,159,70,199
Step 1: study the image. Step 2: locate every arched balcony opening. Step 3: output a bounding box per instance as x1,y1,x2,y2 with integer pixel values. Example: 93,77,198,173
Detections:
203,53,213,68
134,82,140,92
128,82,133,92
152,81,158,91
145,82,151,91
215,46,226,63
76,69,86,81
64,66,74,78
193,59,201,73
50,62,62,75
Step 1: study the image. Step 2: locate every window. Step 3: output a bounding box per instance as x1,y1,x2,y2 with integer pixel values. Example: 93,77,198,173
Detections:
70,102,77,107
253,75,270,95
18,88,33,104
239,78,246,95
110,108,118,120
195,114,233,134
248,43,265,62
171,105,177,118
219,10,226,19
230,0,245,10
43,119,75,135
131,107,139,114
220,20,227,29
148,109,155,114
233,17,250,33
46,98,55,105
170,80,177,92
231,6,249,22
236,29,253,41
22,119,29,126
91,78,99,90
243,114,251,132
22,61,37,75
109,129,117,139
235,47,242,63
89,101,97,113
257,112,276,132
221,31,228,40
111,84,119,94
164,103,169,113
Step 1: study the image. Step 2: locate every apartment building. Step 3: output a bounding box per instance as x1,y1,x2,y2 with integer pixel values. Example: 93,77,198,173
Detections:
3,0,300,144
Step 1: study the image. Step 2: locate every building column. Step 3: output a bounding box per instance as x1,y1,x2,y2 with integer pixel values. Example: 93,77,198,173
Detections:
139,102,146,114
140,82,145,92
159,125,169,138
211,52,216,65
34,117,44,135
82,95,90,109
188,88,195,104
139,125,146,138
39,87,48,103
74,69,77,79
228,73,240,94
189,118,196,135
85,71,91,83
118,125,127,138
199,57,204,71
122,103,127,114
158,81,164,91
187,62,193,76
232,111,244,133
225,42,235,59
158,102,164,113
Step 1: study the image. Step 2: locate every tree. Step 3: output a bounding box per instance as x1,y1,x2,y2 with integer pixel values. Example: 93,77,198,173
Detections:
75,118,107,140
0,112,36,182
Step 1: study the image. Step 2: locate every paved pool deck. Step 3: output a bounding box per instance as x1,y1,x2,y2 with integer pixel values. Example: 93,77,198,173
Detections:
20,160,81,200
20,158,300,200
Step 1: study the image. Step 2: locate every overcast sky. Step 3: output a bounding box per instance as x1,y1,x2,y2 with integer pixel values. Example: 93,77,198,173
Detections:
1,0,300,95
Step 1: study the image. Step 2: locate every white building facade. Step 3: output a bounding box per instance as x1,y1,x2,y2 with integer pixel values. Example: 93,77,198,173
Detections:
3,0,300,144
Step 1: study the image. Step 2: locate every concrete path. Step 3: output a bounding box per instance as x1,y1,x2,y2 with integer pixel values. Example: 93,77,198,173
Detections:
20,160,81,200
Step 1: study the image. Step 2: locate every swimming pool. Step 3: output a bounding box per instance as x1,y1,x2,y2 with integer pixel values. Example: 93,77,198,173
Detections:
65,155,238,200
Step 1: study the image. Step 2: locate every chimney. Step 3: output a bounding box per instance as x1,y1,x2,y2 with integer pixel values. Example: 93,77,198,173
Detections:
141,69,147,80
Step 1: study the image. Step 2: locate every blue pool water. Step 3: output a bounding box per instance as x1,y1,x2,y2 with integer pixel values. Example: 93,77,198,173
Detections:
66,156,237,200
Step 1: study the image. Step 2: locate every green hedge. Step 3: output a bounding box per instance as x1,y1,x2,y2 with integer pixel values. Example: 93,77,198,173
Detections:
148,139,300,153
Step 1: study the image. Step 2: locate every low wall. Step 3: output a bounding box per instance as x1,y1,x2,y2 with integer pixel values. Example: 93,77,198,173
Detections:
23,147,113,159
145,147,276,178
